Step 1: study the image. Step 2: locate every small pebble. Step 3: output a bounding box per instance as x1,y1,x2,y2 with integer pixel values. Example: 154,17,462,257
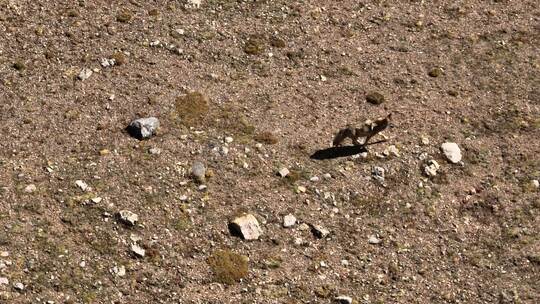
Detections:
335,295,353,304
311,224,330,239
118,210,138,226
75,180,89,191
0,277,8,285
424,160,440,177
283,214,297,228
229,214,262,240
24,184,36,193
310,176,320,182
78,68,93,81
191,161,206,183
131,243,145,257
127,117,160,140
296,186,307,193
368,235,381,244
531,180,539,189
224,136,234,144
13,282,24,291
278,167,290,178
149,147,161,155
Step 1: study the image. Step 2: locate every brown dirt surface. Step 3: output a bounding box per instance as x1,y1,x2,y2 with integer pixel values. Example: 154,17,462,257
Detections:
1,0,539,303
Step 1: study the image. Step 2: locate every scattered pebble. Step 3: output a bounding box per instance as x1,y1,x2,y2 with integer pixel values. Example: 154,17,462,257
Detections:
420,136,430,145
91,197,102,204
311,224,330,239
118,210,138,226
24,184,36,193
323,173,332,179
224,136,234,144
428,67,443,77
335,295,353,304
310,176,320,182
221,146,229,155
75,180,89,192
13,282,24,291
198,185,207,191
441,142,462,163
424,160,440,177
77,68,93,81
296,185,307,193
130,243,145,257
191,161,206,183
383,145,400,157
99,58,116,68
368,235,381,244
372,166,385,183
229,214,262,240
278,167,290,178
0,277,8,285
531,180,539,189
283,214,297,228
127,117,160,140
148,147,161,155
298,223,310,231
112,265,126,277
0,252,8,258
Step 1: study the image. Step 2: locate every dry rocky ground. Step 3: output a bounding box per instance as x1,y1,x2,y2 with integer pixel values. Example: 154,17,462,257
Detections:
0,0,539,303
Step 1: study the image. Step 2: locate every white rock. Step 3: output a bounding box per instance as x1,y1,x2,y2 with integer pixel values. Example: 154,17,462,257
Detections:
368,235,381,244
283,214,297,228
221,146,229,155
224,136,234,144
131,243,145,257
229,214,262,240
420,136,430,145
531,179,539,189
424,160,440,177
78,68,93,81
335,295,353,304
75,180,89,191
297,185,307,193
118,210,138,226
310,176,320,182
24,184,36,193
0,277,8,285
322,173,332,179
278,167,290,177
13,282,24,290
187,0,202,8
441,142,462,163
91,197,102,204
0,251,8,257
112,265,126,277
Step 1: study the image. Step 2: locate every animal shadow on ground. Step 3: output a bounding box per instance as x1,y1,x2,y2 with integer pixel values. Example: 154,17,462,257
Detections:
310,140,387,160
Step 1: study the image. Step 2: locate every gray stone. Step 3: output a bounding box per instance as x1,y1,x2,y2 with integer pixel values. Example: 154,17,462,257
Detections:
127,117,160,140
229,214,262,240
335,295,353,304
191,161,206,183
118,210,138,226
441,142,462,163
311,224,330,239
283,214,297,228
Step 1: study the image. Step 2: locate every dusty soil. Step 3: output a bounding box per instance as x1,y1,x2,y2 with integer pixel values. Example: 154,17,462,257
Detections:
1,0,539,303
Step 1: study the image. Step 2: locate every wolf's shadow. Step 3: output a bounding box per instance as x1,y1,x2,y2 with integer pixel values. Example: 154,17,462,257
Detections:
310,140,386,160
